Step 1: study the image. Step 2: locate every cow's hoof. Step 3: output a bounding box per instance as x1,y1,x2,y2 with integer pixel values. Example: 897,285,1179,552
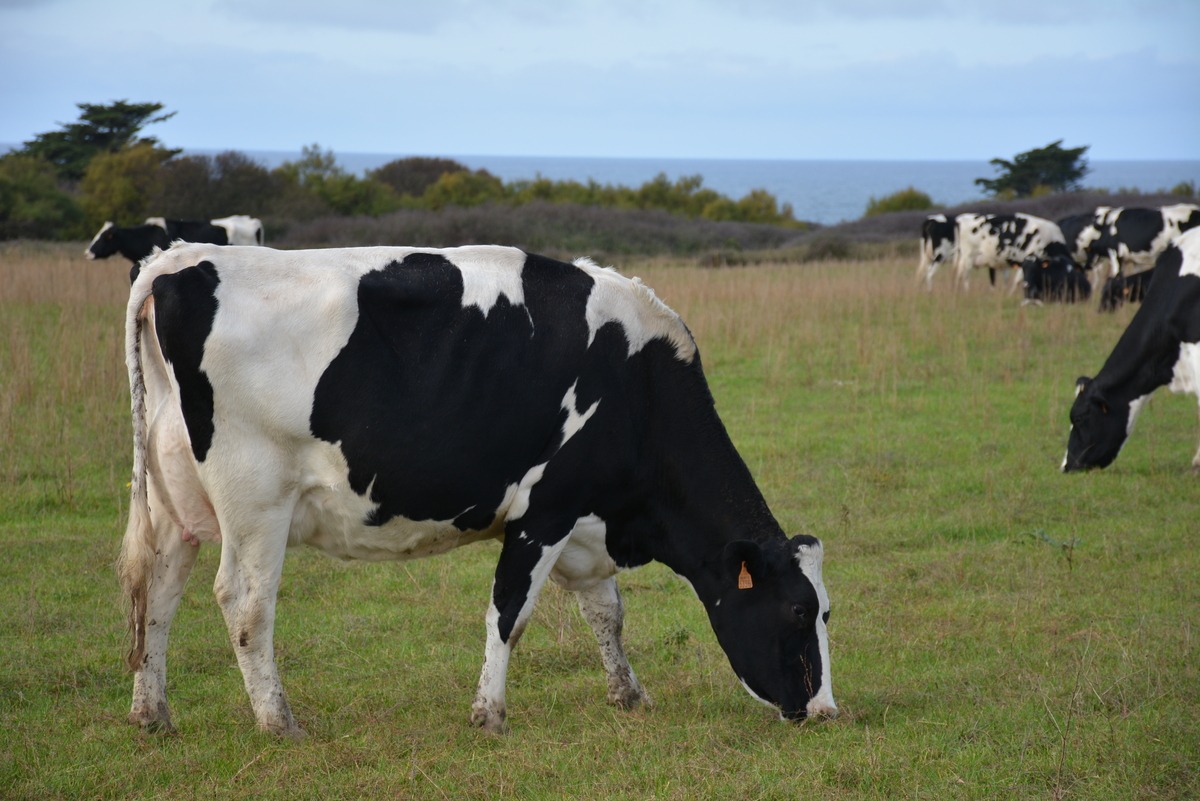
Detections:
129,703,176,735
470,703,508,735
608,681,649,711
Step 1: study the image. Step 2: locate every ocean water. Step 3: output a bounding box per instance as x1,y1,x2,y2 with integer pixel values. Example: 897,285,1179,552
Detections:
234,151,1197,226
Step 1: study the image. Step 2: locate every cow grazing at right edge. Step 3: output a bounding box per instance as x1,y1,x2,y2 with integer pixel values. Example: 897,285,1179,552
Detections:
119,243,837,737
916,213,957,289
1063,228,1200,472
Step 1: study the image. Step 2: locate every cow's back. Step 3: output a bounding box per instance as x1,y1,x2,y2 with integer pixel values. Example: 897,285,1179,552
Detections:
138,244,698,558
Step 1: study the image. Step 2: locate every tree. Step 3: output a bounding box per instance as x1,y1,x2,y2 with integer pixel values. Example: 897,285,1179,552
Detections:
975,140,1089,198
19,100,179,182
151,151,274,218
79,143,167,226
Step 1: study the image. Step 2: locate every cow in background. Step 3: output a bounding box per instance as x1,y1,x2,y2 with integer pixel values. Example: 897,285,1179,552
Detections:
916,213,958,289
954,212,1076,291
1063,228,1200,472
1087,204,1200,279
1099,268,1155,312
145,214,264,246
1021,255,1091,305
85,223,172,280
1057,212,1102,270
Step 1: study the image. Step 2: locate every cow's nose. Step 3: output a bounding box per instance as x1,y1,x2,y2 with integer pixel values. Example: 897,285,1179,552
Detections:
806,697,839,720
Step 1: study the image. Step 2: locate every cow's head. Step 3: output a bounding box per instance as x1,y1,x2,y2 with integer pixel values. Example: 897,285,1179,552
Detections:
85,221,117,260
1022,253,1087,304
1063,376,1137,471
706,535,836,721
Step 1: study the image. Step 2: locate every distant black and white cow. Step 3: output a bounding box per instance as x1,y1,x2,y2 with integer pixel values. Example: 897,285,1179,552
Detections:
145,214,264,246
1021,255,1091,305
1057,212,1102,270
118,243,837,736
85,223,172,274
954,212,1077,290
1086,204,1200,279
916,213,958,289
1098,267,1155,312
1063,228,1200,472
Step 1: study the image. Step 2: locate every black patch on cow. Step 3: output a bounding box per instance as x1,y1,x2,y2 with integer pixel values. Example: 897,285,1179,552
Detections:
87,224,171,271
152,261,221,461
310,251,599,529
161,219,230,245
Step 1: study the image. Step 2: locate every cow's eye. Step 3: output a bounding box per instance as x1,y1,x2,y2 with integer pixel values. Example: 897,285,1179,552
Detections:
791,604,812,626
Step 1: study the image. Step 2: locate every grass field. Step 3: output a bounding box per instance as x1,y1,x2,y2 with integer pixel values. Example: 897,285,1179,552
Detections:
1,241,1197,800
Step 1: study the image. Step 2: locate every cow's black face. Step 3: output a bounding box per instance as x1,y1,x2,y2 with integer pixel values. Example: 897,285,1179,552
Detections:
706,536,835,721
86,223,119,260
1063,377,1131,471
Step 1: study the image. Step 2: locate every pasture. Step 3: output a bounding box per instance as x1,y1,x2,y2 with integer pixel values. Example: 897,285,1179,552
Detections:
1,241,1197,800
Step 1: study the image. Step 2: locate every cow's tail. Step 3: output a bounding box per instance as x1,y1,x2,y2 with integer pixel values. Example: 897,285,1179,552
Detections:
117,262,161,671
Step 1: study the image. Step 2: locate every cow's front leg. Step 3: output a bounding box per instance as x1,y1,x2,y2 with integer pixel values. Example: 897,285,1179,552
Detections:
212,506,299,737
471,522,571,734
128,504,200,733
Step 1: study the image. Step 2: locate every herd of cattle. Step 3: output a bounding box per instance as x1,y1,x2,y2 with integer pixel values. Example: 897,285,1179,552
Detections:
88,200,1196,738
917,203,1200,310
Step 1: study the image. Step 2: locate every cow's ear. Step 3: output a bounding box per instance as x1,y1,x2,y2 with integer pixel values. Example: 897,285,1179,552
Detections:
723,541,763,591
1074,376,1091,398
1090,393,1110,415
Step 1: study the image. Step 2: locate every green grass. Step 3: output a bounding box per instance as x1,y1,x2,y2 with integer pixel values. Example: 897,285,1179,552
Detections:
1,243,1197,800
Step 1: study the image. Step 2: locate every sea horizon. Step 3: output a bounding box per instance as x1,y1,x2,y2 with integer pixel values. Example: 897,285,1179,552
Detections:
6,142,1197,225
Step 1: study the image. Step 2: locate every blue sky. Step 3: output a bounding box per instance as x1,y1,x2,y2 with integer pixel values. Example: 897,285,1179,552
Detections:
2,0,1196,160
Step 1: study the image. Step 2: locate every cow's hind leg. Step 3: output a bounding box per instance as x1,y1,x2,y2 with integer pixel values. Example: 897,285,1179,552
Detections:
574,578,646,710
212,503,300,737
550,520,646,710
128,502,200,733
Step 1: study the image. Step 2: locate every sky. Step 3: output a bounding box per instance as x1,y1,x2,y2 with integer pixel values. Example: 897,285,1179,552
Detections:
1,0,1197,161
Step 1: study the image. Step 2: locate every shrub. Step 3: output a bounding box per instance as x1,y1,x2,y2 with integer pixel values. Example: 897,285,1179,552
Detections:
0,153,84,240
78,143,170,226
369,157,469,197
865,186,935,217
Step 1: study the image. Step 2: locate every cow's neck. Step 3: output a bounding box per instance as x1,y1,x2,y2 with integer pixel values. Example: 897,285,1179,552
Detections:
632,358,786,600
1096,302,1184,406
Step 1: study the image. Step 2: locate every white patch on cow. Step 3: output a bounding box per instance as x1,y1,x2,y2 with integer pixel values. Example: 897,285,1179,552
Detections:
144,217,167,230
576,258,696,362
794,540,837,719
290,440,500,560
561,381,600,444
446,246,528,318
505,463,547,522
85,221,114,259
211,215,264,246
550,516,617,591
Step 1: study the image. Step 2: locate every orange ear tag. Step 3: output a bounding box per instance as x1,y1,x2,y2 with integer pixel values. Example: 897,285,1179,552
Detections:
737,561,754,590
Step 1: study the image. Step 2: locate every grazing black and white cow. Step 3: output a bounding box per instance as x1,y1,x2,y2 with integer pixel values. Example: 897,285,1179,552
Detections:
1021,255,1091,305
145,214,264,246
954,212,1077,290
1098,267,1155,312
118,243,837,736
1087,204,1200,279
85,223,172,275
1063,228,1200,472
1057,212,1102,270
916,213,958,289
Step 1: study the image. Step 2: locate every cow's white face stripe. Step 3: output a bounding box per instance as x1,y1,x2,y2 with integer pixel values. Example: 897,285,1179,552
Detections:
795,541,836,717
